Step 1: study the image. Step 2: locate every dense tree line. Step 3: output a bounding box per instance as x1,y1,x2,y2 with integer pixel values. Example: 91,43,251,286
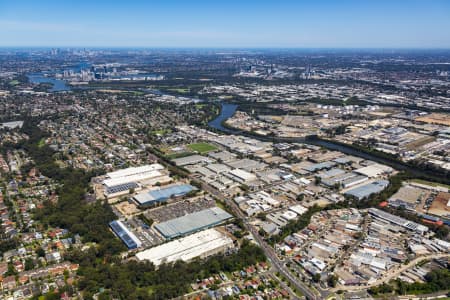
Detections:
12,119,267,299
369,266,450,296
15,119,126,256
68,240,265,299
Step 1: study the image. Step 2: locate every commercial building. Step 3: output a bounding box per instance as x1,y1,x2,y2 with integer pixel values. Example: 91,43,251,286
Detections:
155,207,233,239
135,228,234,267
109,220,142,249
133,184,195,207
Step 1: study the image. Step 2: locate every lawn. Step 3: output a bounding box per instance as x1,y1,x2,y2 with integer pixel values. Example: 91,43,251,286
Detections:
411,179,450,190
167,87,190,93
187,142,218,154
151,128,172,135
166,152,193,159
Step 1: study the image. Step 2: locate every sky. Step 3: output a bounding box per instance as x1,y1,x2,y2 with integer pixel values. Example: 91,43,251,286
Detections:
1,0,450,48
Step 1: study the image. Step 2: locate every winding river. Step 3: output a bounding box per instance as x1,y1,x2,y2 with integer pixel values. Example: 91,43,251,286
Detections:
208,103,449,183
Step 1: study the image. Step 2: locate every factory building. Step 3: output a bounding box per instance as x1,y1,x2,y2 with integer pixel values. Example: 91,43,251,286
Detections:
368,208,428,234
102,164,170,198
226,168,257,183
135,228,234,267
155,207,233,239
109,220,142,249
344,180,389,200
133,184,195,207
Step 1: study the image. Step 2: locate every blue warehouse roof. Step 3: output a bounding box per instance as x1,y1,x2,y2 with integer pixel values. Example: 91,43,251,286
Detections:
344,180,389,200
134,184,195,206
109,220,142,249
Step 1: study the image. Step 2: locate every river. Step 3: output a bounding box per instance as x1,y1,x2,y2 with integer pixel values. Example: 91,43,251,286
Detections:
27,73,71,92
208,102,449,183
207,103,238,133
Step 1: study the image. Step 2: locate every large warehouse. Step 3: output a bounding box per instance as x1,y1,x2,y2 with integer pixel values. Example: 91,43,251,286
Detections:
344,180,389,200
133,184,195,207
102,164,170,198
155,207,233,239
135,228,234,267
227,168,257,183
109,220,142,249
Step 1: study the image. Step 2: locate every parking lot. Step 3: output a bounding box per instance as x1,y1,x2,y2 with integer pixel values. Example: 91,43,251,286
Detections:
144,196,216,223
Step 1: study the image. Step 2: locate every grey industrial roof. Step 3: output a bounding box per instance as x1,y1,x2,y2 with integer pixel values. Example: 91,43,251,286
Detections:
134,184,195,205
155,207,233,239
344,180,389,200
303,161,336,172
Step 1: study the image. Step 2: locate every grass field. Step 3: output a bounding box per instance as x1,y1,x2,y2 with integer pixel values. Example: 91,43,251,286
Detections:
166,152,193,159
167,88,190,93
411,179,450,190
187,142,217,154
151,129,172,135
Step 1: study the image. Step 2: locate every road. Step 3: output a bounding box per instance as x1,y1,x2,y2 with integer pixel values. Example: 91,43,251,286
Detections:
149,148,321,300
194,176,318,300
331,253,450,292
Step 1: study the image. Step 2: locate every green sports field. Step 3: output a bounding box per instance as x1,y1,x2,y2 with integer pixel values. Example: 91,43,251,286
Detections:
187,142,217,154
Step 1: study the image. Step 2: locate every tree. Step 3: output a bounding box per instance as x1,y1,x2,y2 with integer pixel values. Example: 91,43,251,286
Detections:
24,258,35,271
327,274,338,287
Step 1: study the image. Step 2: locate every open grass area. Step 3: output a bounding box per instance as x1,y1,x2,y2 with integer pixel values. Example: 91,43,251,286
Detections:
187,142,218,154
9,80,19,86
411,179,450,190
166,152,194,159
167,87,190,93
151,128,172,135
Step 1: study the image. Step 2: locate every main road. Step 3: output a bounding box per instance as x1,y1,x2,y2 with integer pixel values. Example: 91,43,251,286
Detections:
151,148,318,299
194,175,320,300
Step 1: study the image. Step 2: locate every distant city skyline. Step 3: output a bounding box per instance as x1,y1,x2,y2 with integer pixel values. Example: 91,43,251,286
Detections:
1,0,450,48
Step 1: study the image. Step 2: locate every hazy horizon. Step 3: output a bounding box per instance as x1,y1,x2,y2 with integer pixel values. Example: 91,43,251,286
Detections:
1,0,450,48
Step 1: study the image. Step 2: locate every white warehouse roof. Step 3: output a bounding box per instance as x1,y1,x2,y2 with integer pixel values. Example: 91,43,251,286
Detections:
354,163,393,178
106,164,164,179
135,228,233,266
103,170,164,187
228,168,257,182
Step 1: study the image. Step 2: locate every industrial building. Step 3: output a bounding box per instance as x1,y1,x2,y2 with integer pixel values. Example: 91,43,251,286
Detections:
135,228,234,267
368,208,428,234
321,172,368,188
109,220,142,249
344,180,389,200
102,164,170,198
172,155,213,166
227,168,257,183
155,207,233,239
354,163,393,178
133,184,195,207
